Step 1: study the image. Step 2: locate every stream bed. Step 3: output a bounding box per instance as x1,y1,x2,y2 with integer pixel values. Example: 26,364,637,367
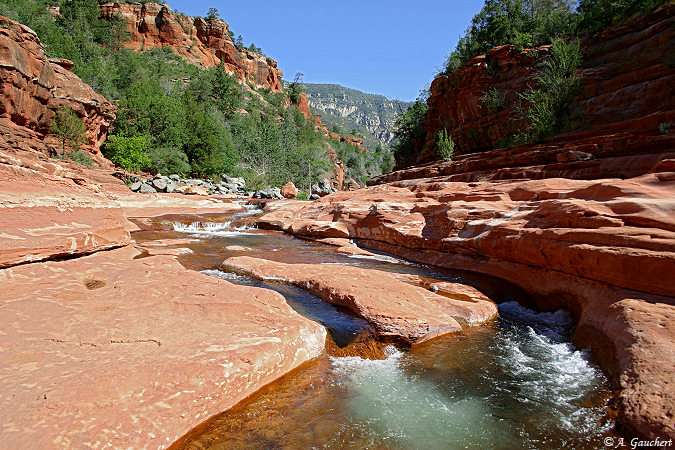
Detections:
132,203,614,449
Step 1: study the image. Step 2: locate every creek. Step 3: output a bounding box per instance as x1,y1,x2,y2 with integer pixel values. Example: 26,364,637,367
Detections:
131,202,614,449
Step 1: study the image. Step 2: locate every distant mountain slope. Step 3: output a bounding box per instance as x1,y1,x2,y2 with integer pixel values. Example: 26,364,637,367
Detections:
284,82,412,150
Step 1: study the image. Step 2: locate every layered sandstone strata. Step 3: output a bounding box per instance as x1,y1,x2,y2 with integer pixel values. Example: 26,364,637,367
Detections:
0,16,116,165
254,166,675,439
99,2,283,92
404,4,674,171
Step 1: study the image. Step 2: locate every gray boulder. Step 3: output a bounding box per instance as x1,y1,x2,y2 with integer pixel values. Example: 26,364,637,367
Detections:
219,183,238,193
166,181,176,193
311,177,336,197
253,188,283,199
152,178,168,191
222,174,246,189
129,181,142,192
309,194,320,200
139,183,157,194
168,174,180,182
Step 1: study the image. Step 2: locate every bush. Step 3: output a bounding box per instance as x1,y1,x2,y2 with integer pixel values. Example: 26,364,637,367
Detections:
480,87,506,112
68,149,95,168
519,38,583,142
146,147,191,175
54,149,94,168
437,128,455,161
49,106,86,153
104,133,150,172
576,0,670,33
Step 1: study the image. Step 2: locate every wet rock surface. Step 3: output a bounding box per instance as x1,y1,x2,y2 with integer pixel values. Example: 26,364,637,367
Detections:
255,167,675,439
222,256,497,344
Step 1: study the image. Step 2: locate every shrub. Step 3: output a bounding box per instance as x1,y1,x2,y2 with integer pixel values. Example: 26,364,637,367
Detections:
54,149,94,168
50,106,86,153
147,147,191,175
104,133,150,172
480,87,506,112
519,38,583,142
437,128,456,161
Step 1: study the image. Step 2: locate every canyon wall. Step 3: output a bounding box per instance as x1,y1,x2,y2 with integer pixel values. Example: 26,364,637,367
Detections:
0,16,116,165
99,2,283,92
254,6,675,440
402,4,674,173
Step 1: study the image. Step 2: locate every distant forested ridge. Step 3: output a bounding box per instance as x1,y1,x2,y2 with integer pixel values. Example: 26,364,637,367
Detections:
294,83,413,151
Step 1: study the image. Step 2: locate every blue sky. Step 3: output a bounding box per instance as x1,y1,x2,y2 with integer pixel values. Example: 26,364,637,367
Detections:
167,1,485,101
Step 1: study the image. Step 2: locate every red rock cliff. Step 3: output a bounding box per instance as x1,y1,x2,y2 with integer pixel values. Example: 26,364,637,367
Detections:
0,16,116,166
409,4,674,172
99,2,283,92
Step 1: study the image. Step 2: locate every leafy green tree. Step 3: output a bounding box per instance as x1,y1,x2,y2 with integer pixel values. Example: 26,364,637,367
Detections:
50,106,86,153
392,98,428,166
104,133,150,172
442,0,576,73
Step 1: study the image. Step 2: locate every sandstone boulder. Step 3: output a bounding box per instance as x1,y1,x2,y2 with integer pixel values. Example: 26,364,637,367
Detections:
280,181,298,199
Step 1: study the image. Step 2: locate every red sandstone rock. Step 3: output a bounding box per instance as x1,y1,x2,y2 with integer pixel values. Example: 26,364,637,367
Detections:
0,246,326,448
280,181,298,199
0,16,116,165
0,149,130,268
99,2,283,92
222,256,497,344
408,4,675,170
255,167,675,438
183,185,209,196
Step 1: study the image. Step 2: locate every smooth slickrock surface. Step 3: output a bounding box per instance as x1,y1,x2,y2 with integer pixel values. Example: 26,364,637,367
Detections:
0,149,130,268
254,167,675,439
114,192,241,217
222,256,497,344
0,246,326,449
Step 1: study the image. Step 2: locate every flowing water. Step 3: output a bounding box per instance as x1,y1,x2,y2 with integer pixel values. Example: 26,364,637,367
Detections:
132,202,614,449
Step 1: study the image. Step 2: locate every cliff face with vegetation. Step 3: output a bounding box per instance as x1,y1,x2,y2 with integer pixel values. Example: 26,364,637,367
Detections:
100,2,283,92
407,4,674,171
0,16,115,165
256,4,675,441
300,83,411,149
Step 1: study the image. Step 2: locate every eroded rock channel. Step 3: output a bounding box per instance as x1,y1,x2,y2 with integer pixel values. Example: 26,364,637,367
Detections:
131,205,616,448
